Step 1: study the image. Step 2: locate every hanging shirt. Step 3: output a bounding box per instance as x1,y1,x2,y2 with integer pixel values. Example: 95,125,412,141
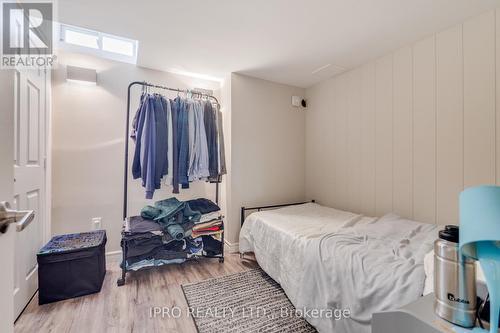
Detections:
170,98,180,194
188,100,210,181
187,99,196,179
140,96,157,199
131,92,145,142
215,104,226,176
153,95,168,190
177,97,190,189
132,95,148,180
204,101,219,181
164,97,173,186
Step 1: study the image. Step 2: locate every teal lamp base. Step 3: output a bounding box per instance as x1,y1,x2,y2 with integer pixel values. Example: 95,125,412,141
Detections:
459,186,500,333
476,241,500,333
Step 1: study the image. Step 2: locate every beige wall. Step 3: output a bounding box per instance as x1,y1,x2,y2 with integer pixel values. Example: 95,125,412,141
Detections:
305,9,500,225
52,50,223,252
220,74,233,245
227,73,306,245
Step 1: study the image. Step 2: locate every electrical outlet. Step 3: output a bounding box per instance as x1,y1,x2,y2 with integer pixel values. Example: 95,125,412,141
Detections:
91,217,102,230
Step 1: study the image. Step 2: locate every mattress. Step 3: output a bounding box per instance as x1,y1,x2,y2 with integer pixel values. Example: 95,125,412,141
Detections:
239,203,374,305
239,204,438,333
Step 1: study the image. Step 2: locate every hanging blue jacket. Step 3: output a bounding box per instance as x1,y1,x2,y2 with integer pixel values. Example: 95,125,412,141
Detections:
204,101,219,180
141,97,157,199
170,98,180,193
132,96,147,180
153,95,168,190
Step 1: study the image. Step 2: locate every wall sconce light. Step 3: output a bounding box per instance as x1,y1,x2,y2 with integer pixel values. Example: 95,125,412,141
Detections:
66,65,97,85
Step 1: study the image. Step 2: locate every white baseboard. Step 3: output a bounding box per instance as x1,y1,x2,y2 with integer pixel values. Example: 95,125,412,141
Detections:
105,250,122,258
224,240,239,253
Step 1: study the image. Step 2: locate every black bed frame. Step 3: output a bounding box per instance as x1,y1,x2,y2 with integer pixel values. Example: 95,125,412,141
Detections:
240,200,315,226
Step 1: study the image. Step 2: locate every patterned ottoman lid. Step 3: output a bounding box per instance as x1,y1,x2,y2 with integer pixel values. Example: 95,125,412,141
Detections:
38,230,106,255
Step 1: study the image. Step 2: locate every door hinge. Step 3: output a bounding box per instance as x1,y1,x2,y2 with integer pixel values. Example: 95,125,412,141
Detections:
43,157,47,170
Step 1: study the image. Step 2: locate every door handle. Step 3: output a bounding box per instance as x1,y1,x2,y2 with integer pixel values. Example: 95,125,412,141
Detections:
0,201,35,234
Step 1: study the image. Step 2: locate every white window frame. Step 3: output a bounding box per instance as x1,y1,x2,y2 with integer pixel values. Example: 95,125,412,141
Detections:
58,24,138,65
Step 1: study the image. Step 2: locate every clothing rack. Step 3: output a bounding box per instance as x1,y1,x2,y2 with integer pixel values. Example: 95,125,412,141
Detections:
123,81,221,220
118,81,224,286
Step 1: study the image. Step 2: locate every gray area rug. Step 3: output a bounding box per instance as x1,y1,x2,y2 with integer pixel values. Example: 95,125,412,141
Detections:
182,268,317,333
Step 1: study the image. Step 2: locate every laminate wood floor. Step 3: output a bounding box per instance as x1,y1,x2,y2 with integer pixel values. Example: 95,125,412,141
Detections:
15,253,258,333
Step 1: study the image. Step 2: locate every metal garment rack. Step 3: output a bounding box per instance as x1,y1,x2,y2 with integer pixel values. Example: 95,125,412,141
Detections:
122,81,221,220
118,81,223,286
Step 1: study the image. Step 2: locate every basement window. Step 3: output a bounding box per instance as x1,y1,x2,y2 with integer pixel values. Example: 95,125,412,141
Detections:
59,24,138,64
63,28,99,49
102,36,134,57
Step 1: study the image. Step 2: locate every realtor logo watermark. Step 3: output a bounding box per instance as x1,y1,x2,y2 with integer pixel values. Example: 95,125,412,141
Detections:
1,1,56,68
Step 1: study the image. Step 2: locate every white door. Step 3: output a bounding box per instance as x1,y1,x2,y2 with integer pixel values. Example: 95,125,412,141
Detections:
0,70,16,333
13,66,47,319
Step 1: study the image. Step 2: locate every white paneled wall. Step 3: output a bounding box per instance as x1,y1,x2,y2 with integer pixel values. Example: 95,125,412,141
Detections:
305,9,500,225
359,63,376,216
413,36,436,224
436,25,463,226
392,46,413,219
374,55,393,216
463,11,496,188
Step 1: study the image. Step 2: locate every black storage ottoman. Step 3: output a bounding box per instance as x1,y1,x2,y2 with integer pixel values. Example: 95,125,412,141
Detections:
37,230,107,304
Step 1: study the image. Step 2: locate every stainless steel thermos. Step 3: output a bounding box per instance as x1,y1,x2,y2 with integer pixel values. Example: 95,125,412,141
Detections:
434,225,477,328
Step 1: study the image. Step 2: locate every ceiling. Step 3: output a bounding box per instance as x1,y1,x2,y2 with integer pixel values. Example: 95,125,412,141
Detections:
57,0,500,88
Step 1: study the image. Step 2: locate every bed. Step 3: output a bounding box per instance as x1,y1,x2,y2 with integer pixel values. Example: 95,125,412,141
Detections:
239,202,438,333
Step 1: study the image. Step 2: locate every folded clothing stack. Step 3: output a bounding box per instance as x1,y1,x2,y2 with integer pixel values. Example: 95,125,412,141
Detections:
121,197,223,270
192,220,223,238
185,198,223,238
125,240,188,271
201,235,222,256
184,235,222,257
140,197,202,240
186,198,221,223
198,211,220,223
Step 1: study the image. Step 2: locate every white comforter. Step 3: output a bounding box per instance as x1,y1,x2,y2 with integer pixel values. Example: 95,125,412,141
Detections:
295,214,438,333
239,205,438,333
239,203,373,304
